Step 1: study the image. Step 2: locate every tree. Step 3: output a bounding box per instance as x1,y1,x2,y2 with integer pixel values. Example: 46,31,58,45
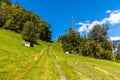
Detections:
3,5,27,32
0,0,52,46
0,0,11,6
38,20,51,42
89,24,109,43
58,28,80,54
116,44,120,60
88,24,113,60
59,24,113,60
3,18,19,31
22,21,39,43
0,3,10,27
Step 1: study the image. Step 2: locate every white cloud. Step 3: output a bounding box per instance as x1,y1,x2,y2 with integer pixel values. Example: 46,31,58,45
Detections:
78,20,105,33
78,22,85,25
106,10,120,24
78,23,90,32
110,37,120,41
89,20,105,27
78,10,120,33
106,10,112,13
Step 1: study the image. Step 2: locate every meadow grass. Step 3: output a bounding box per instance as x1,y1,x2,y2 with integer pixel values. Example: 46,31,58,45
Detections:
0,29,120,80
52,42,120,80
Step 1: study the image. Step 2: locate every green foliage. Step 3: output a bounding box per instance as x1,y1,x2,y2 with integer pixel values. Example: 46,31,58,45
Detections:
0,4,10,27
0,1,11,27
116,44,120,60
89,24,109,43
102,50,113,60
58,28,80,54
38,20,51,42
116,53,120,61
0,0,11,6
59,24,113,60
22,21,39,43
4,18,19,31
3,6,39,32
0,2,51,42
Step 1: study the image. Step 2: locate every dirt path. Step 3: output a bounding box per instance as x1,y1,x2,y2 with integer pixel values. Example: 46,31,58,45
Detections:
48,46,66,80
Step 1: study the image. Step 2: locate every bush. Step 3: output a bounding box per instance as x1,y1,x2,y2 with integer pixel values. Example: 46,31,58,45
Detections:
103,50,113,60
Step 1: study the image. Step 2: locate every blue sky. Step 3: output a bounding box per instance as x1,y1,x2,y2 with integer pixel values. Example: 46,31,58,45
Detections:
11,0,120,40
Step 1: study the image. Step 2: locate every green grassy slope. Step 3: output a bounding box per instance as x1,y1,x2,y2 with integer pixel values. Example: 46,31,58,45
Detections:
0,29,120,80
52,43,120,80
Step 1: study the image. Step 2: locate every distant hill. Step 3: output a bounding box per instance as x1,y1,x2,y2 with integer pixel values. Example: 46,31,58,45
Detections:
0,29,120,80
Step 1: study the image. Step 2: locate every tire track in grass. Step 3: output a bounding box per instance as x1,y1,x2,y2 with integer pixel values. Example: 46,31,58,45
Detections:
34,47,47,62
94,67,119,80
38,51,49,80
51,45,87,80
48,46,66,80
14,47,47,80
27,47,60,80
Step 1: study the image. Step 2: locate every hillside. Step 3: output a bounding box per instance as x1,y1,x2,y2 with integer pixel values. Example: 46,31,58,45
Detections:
0,29,120,80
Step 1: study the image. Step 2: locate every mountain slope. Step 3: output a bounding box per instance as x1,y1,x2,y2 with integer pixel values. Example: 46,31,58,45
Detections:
0,29,120,80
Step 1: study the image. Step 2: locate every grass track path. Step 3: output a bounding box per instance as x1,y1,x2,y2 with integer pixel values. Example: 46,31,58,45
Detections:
48,46,66,80
14,47,47,80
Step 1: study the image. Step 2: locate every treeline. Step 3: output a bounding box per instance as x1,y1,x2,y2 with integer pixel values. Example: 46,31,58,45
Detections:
0,0,51,43
58,24,114,60
0,0,11,5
